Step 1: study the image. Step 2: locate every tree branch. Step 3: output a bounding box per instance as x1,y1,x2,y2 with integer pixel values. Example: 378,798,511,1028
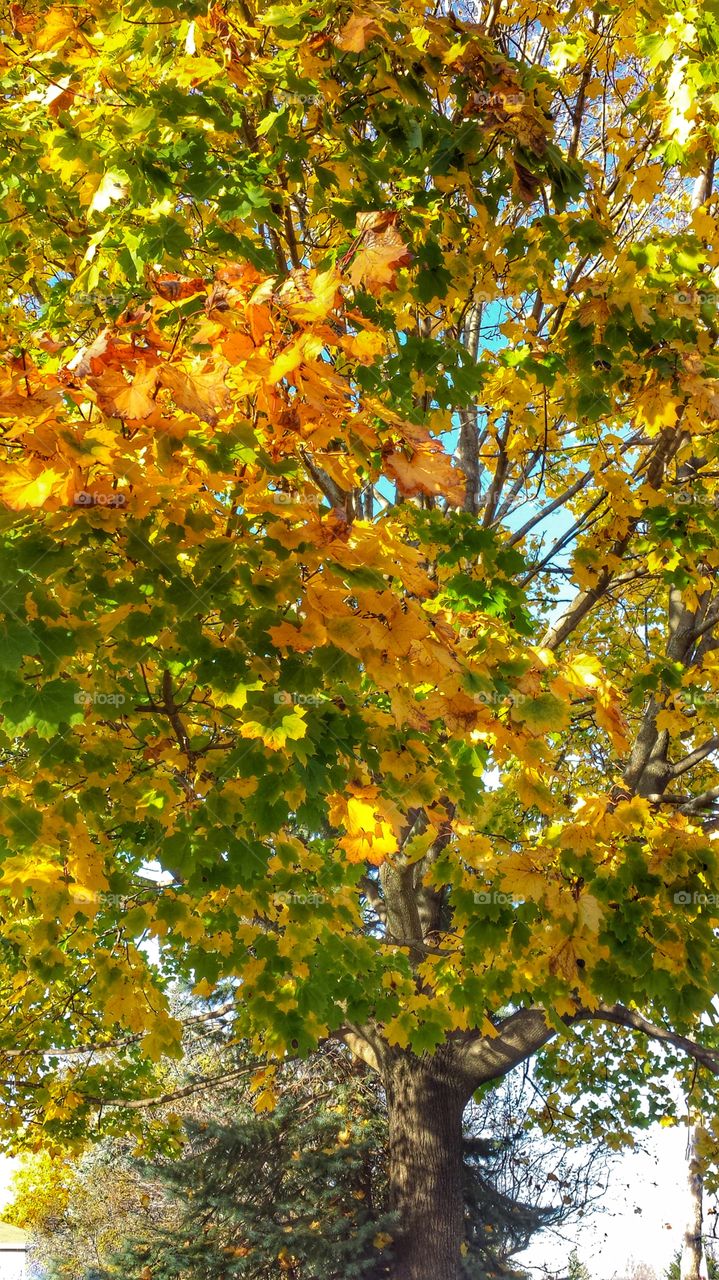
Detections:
672,736,719,780
581,1004,719,1075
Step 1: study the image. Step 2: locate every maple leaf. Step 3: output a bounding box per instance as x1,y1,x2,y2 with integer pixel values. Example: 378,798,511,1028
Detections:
88,171,128,215
151,273,207,301
345,213,412,293
328,787,400,865
240,708,308,751
338,15,380,51
158,363,230,425
91,364,159,420
34,6,75,52
514,770,554,814
634,385,682,434
577,893,603,933
0,464,70,509
384,441,465,505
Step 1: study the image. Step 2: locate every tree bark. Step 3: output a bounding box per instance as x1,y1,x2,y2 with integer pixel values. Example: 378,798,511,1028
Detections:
383,1049,468,1280
681,1123,707,1280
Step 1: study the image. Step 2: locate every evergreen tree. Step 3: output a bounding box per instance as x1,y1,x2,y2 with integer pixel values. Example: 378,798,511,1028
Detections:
92,1081,394,1280
567,1248,592,1280
463,1133,558,1277
665,1248,719,1280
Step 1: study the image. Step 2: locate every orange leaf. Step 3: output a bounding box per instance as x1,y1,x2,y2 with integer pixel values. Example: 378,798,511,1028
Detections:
384,445,465,505
158,363,229,425
338,14,379,51
346,214,412,293
151,273,207,301
91,363,159,420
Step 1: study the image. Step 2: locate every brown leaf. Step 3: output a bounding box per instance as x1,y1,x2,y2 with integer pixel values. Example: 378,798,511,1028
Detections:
151,274,207,302
384,437,465,506
514,162,542,204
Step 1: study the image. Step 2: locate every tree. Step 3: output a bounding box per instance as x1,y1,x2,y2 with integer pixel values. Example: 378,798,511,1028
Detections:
2,0,719,1277
9,1042,609,1280
567,1250,591,1280
667,1249,719,1280
681,1121,709,1280
626,1267,658,1280
15,1053,395,1280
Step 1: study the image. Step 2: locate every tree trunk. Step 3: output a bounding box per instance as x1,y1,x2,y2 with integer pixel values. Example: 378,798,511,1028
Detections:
383,1050,468,1280
681,1123,707,1280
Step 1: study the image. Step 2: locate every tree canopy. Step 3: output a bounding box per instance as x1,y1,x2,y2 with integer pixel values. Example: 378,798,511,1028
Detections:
3,0,719,1271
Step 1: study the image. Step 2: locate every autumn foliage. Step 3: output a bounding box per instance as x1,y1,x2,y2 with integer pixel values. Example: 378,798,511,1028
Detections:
3,0,719,1274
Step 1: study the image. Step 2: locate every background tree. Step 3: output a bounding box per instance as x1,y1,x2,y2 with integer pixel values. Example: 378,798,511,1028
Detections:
667,1248,719,1280
566,1249,592,1280
1,1,719,1278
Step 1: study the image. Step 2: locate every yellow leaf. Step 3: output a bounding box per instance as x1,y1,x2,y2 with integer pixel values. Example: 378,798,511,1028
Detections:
577,893,603,933
35,7,75,51
373,1232,394,1249
635,387,681,434
383,1016,411,1048
279,269,341,323
594,695,631,755
174,914,206,943
692,208,716,240
328,786,399,865
159,363,229,425
88,172,128,215
239,708,307,751
632,164,664,204
347,213,412,293
171,55,223,85
563,653,602,689
654,708,689,736
268,334,323,384
92,364,159,420
0,465,69,510
253,1086,278,1113
515,770,553,814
